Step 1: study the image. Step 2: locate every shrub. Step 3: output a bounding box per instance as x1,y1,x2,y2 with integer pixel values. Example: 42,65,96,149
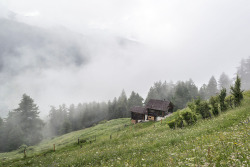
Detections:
188,98,212,119
180,109,197,125
209,96,219,116
18,144,28,153
167,119,176,129
19,144,27,150
98,120,107,124
80,139,87,143
168,109,197,129
225,95,234,109
197,101,211,119
187,101,196,112
176,116,184,128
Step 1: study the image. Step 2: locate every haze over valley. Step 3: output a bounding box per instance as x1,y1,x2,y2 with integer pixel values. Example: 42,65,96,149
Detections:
0,0,250,118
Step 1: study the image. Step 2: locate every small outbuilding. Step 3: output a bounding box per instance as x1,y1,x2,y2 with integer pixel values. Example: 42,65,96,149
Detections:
130,99,174,123
130,106,147,124
146,99,174,121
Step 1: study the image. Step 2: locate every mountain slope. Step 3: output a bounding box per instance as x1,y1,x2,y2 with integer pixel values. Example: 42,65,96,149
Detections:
0,18,143,117
0,18,88,75
1,91,250,166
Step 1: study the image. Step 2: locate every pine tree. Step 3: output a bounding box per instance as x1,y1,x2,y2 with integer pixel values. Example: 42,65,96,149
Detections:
14,94,44,146
127,91,143,110
237,57,250,90
174,81,189,110
0,94,44,151
206,76,218,99
111,97,118,119
117,90,128,118
186,79,199,99
230,75,244,107
218,88,227,111
199,84,207,100
218,72,231,91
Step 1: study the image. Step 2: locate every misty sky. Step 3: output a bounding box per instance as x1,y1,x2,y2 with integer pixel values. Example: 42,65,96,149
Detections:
0,0,250,117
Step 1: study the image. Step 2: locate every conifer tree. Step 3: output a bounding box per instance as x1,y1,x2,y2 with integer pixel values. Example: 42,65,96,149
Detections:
199,84,207,100
237,57,250,90
127,91,143,109
206,76,218,99
218,88,227,111
0,94,44,151
218,72,231,91
117,90,128,118
230,75,244,107
14,94,44,145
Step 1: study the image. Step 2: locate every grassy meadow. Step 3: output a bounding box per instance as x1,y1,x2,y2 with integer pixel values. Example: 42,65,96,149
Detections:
1,91,250,166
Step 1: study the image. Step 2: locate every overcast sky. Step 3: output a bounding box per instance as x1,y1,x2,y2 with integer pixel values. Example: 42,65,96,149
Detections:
0,0,250,117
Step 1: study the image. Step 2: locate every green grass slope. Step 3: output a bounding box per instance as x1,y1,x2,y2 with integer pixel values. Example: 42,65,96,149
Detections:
1,91,250,166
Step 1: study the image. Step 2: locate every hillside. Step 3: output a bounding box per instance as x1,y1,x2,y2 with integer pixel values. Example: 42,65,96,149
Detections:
1,91,250,166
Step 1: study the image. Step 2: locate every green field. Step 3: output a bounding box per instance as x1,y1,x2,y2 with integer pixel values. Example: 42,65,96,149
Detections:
1,91,250,166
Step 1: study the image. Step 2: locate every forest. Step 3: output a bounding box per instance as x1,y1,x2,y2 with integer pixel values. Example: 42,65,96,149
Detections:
0,56,249,152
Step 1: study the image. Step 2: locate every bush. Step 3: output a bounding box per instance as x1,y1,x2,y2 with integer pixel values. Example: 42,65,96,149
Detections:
197,101,211,119
98,120,107,124
209,96,219,116
188,98,212,119
187,101,196,112
19,144,27,150
167,119,176,129
168,109,197,129
18,144,28,153
225,95,234,109
180,109,197,125
176,116,184,128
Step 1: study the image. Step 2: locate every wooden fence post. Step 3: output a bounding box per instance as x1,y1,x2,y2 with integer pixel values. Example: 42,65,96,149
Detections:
161,119,162,124
78,138,79,145
53,144,55,152
110,134,112,140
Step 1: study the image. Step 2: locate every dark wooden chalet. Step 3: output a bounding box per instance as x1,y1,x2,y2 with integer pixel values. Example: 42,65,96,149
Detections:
146,99,174,121
130,106,147,124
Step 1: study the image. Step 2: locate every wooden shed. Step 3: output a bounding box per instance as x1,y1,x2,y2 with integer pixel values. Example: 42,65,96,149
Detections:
146,99,174,121
130,106,147,124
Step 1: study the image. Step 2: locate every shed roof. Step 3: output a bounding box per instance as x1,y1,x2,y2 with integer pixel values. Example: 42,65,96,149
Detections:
146,99,171,112
130,106,147,114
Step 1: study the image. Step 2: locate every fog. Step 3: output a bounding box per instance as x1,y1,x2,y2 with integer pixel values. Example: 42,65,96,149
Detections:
0,0,250,117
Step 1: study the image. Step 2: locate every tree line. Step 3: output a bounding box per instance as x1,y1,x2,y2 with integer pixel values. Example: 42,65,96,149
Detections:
0,56,249,152
43,72,232,138
43,90,143,137
167,75,244,129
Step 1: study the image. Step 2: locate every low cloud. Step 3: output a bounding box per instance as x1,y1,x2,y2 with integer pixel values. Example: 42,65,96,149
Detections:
0,0,250,117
